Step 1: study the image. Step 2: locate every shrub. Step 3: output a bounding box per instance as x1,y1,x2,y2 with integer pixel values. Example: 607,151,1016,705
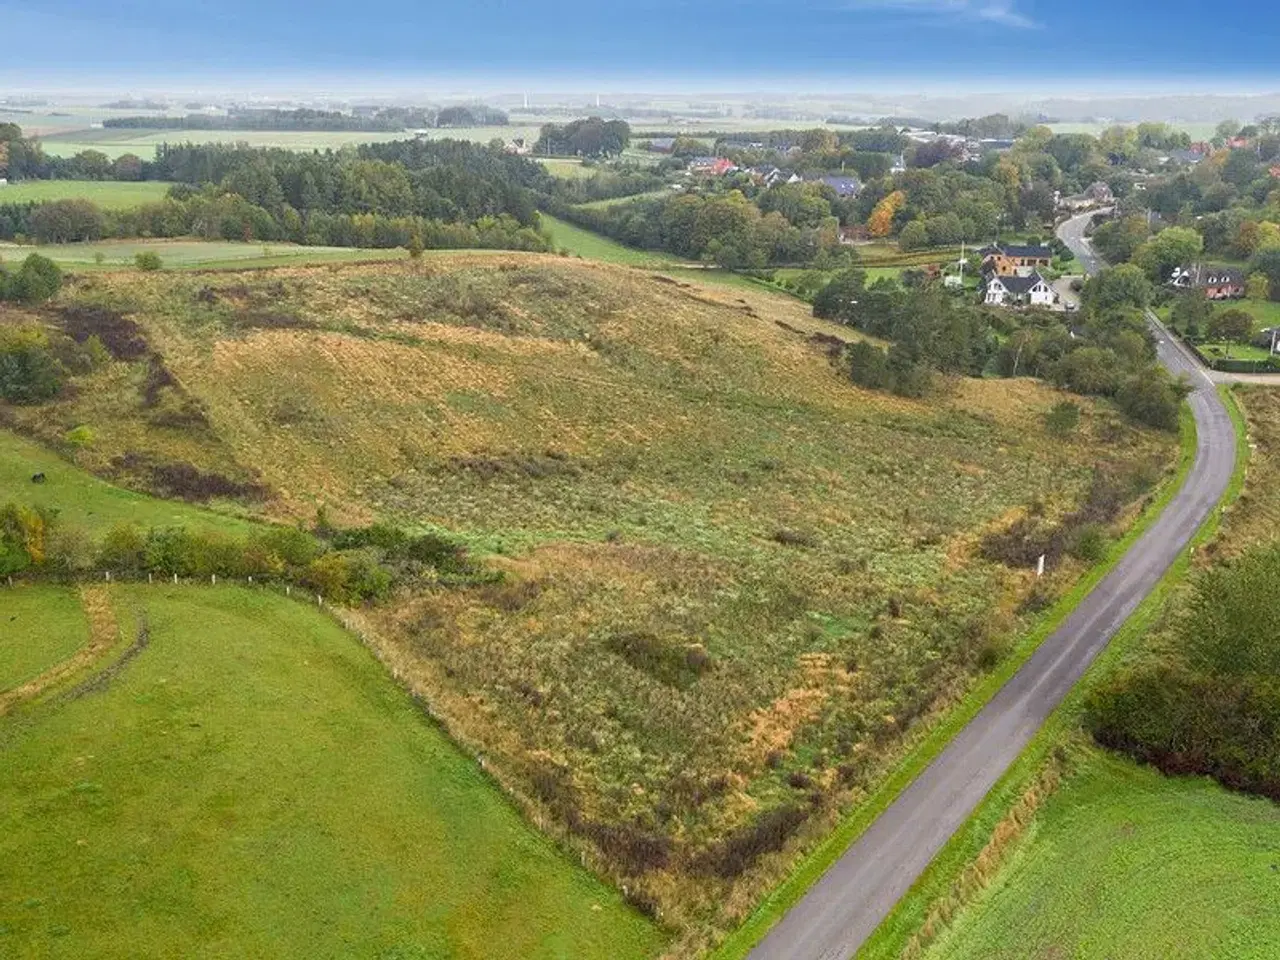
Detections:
135,251,164,271
0,325,66,404
696,804,808,878
1044,400,1081,436
1086,544,1280,800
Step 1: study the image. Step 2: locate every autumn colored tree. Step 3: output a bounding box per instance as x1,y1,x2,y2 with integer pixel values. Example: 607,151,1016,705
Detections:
1247,272,1271,302
868,190,906,238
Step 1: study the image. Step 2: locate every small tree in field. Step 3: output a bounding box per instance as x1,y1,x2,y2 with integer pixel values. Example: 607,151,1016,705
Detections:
407,233,424,260
135,251,163,272
1247,271,1271,302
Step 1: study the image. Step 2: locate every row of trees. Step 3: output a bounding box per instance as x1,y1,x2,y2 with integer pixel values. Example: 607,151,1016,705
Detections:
550,189,856,269
0,194,549,252
0,502,480,605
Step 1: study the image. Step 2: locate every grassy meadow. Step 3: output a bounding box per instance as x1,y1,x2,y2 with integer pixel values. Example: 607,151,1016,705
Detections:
0,584,662,959
925,750,1280,960
0,180,173,210
0,587,88,691
1,252,1179,948
0,239,408,271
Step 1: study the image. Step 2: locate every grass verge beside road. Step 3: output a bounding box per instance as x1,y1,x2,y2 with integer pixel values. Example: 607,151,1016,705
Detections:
711,404,1202,960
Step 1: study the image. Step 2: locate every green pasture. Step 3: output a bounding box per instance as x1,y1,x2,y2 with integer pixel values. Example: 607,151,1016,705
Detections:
0,239,407,271
0,180,173,210
926,751,1280,960
0,584,663,959
0,429,254,537
0,587,88,691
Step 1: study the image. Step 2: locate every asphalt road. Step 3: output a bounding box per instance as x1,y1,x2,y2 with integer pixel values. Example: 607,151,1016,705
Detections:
745,211,1237,960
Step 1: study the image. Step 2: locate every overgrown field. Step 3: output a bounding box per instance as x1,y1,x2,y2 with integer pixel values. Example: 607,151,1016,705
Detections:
0,180,172,210
0,583,661,959
1,254,1177,948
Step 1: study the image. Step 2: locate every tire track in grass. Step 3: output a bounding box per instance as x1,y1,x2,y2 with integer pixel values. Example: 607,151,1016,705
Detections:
0,586,121,716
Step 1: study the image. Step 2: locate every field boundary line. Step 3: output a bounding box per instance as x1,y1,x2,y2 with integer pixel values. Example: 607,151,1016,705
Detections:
0,585,121,716
853,385,1249,959
710,401,1200,959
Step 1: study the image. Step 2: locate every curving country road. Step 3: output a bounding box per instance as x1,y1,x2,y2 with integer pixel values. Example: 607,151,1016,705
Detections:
745,210,1237,960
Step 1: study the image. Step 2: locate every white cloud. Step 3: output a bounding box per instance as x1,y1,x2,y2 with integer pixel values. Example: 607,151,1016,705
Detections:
843,0,1039,29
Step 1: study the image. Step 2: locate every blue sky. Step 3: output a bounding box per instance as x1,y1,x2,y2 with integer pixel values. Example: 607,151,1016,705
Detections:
2,0,1278,89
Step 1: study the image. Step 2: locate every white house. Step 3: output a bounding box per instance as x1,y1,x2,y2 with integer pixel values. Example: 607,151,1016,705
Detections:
983,271,1055,308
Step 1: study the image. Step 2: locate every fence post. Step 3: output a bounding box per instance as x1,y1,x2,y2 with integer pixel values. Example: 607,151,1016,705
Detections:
148,572,153,584
173,573,178,585
105,570,111,583
212,574,217,586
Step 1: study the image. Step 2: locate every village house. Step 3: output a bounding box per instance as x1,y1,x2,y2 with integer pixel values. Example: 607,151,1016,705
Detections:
979,242,1054,277
982,271,1055,308
813,174,862,198
687,156,736,176
1170,264,1246,300
1059,180,1114,212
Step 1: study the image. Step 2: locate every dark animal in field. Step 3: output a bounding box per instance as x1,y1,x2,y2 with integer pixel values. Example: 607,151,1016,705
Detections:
31,473,46,484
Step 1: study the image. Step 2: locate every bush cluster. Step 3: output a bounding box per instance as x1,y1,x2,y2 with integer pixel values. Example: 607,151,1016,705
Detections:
1086,544,1280,800
0,503,480,605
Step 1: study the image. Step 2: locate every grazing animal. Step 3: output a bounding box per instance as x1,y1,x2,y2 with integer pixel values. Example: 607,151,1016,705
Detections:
31,473,46,484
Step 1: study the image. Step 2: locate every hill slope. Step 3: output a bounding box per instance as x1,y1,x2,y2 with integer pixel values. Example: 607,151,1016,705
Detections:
1,254,1177,947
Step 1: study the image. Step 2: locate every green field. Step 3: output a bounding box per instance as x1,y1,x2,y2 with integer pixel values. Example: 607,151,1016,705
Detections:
0,239,408,271
0,584,663,959
576,189,673,209
540,213,774,292
0,587,88,691
0,180,173,210
1199,340,1274,362
538,158,595,179
540,213,686,267
36,125,543,160
926,751,1280,960
0,430,254,537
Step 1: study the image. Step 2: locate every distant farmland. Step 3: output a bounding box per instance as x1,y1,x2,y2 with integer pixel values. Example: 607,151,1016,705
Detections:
36,124,543,159
0,179,171,209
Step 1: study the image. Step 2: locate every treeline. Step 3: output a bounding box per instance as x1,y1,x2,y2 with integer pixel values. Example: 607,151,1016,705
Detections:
548,190,855,269
0,194,548,251
101,105,509,132
0,501,484,605
533,118,631,157
812,264,1187,430
0,138,555,252
1087,544,1280,801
